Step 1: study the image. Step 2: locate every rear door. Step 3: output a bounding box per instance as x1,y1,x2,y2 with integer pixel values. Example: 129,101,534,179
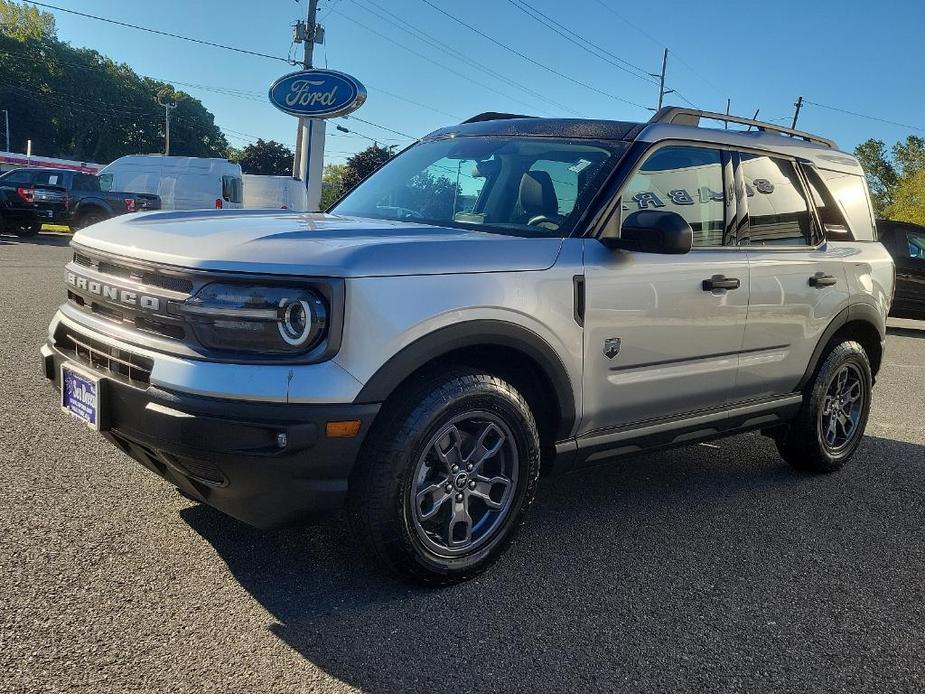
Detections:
737,151,849,399
580,143,750,434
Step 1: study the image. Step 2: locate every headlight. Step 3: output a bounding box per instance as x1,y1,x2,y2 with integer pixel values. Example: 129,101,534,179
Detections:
171,283,328,354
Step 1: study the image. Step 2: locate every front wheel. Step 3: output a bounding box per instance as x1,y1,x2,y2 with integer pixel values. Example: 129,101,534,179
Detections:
775,341,872,473
348,368,541,585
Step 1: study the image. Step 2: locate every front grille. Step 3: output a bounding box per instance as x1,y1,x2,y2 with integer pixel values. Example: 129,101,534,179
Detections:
55,326,153,385
73,252,194,294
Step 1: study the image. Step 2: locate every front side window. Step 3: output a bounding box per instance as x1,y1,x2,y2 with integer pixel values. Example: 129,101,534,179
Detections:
907,229,925,259
332,136,625,237
740,153,815,246
621,145,727,247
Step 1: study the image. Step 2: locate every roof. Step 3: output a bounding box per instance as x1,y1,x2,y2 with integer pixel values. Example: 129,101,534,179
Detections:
422,117,646,142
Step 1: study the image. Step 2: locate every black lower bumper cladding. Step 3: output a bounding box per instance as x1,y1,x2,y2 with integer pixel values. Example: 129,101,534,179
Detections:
44,344,380,528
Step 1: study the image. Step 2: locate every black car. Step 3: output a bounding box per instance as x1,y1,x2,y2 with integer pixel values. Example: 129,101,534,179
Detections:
0,174,67,237
0,168,160,232
877,219,925,320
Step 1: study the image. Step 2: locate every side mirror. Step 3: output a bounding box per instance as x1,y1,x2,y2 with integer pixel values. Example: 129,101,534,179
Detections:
601,210,693,254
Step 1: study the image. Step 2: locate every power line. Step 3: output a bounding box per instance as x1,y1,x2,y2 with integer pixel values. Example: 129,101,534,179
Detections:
343,115,417,140
591,0,724,98
418,0,649,112
804,100,925,134
505,0,656,84
335,10,558,116
30,2,293,63
351,0,577,115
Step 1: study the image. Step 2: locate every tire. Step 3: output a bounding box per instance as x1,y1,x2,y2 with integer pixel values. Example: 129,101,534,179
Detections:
775,340,872,473
348,367,541,585
15,222,40,238
75,210,107,229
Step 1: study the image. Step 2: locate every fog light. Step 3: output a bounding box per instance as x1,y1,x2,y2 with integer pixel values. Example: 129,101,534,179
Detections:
325,420,361,438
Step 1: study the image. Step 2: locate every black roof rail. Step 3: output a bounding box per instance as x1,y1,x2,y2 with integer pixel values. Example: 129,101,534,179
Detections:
648,106,837,149
462,112,535,124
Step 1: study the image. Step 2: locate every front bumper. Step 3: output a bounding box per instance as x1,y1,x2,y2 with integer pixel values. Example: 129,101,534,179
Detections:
42,342,380,528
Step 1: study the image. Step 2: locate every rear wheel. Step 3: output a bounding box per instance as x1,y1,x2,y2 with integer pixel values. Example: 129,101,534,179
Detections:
348,368,541,585
775,341,872,473
15,222,40,238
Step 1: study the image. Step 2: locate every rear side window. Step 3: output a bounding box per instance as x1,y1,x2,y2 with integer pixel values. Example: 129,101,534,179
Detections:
222,175,243,204
72,174,100,192
739,153,816,246
622,145,728,247
815,170,877,241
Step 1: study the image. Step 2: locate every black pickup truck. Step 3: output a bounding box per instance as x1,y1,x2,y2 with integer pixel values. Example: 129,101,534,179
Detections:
0,168,160,236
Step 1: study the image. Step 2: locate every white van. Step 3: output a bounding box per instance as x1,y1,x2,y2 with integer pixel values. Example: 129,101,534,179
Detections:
98,155,244,210
242,174,308,211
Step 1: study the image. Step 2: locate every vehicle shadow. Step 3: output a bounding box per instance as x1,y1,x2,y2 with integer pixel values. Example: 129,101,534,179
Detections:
0,231,72,246
181,433,925,692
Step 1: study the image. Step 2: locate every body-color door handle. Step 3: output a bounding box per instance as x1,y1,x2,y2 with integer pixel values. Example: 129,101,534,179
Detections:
702,274,741,291
809,272,838,288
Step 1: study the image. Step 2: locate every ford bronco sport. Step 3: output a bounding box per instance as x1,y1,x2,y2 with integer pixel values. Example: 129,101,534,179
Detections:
42,108,894,584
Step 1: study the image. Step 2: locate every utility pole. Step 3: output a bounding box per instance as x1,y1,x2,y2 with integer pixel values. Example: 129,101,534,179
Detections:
291,0,326,210
157,93,177,155
650,48,673,111
791,95,804,130
1,109,9,151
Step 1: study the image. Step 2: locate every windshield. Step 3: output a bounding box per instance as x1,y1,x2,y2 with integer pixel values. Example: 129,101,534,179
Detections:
332,136,626,236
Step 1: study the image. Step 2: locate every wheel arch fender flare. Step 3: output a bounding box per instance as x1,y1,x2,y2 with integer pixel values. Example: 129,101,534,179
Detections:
75,199,111,216
797,304,885,390
353,320,577,439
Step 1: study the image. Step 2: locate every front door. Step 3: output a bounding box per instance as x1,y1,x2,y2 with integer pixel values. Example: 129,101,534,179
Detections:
579,144,749,435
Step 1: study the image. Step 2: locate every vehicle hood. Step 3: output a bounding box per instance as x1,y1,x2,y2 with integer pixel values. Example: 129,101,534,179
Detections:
71,209,564,277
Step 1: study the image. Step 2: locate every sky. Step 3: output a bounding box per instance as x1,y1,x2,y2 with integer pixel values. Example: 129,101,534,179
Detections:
36,0,925,165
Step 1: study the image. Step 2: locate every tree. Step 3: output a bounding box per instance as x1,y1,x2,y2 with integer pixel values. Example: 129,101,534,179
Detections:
855,135,925,220
343,144,394,191
0,0,54,41
854,139,898,214
320,163,348,210
235,139,293,176
887,170,925,226
0,0,228,162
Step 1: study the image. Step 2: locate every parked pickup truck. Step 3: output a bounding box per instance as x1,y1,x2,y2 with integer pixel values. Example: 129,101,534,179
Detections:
0,175,68,237
0,167,160,234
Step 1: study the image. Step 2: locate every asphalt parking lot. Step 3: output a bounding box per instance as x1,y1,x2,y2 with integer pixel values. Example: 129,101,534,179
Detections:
2,232,923,693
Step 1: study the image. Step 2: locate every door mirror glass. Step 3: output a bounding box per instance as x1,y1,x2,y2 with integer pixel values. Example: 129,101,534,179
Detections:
602,209,693,254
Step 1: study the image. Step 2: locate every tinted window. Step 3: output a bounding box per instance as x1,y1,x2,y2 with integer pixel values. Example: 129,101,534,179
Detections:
32,171,63,186
907,228,925,259
817,169,876,241
740,153,815,246
623,145,727,247
1,170,32,184
802,165,850,238
221,175,243,203
72,174,100,192
333,137,623,237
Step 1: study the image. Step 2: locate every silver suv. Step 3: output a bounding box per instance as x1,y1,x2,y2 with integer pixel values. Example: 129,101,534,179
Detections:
42,108,894,584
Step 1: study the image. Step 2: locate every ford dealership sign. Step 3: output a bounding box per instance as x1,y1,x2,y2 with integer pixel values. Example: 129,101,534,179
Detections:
268,69,366,118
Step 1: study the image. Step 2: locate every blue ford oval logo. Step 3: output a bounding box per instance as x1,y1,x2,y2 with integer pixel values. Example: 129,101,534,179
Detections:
268,69,367,118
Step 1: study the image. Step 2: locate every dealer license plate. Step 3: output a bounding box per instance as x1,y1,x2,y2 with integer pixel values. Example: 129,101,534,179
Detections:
61,363,101,430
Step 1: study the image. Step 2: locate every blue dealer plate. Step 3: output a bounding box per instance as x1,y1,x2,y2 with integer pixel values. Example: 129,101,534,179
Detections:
61,363,101,430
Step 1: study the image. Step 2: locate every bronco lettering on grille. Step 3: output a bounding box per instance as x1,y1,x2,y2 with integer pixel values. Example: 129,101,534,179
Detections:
66,271,162,312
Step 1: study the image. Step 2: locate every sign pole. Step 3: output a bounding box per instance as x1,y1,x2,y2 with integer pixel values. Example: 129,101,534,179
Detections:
296,0,326,211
